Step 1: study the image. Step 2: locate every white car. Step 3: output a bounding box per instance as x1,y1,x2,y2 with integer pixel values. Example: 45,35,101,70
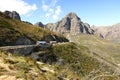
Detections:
36,41,47,45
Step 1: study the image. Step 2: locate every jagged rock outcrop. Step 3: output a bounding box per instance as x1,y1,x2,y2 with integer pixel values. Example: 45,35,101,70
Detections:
34,22,44,28
45,12,94,35
4,10,21,20
92,23,120,43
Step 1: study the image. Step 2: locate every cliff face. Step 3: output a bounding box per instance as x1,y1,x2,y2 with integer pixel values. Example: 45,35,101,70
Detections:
45,12,94,35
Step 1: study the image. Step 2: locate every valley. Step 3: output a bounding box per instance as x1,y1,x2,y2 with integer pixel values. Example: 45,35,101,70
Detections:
0,10,120,80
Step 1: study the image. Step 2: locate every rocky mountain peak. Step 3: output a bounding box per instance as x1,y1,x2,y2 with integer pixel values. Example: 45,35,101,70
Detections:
4,10,21,20
45,12,94,35
66,12,80,20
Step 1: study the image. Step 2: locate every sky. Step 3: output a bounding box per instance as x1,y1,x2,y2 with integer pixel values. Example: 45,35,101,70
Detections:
0,0,120,26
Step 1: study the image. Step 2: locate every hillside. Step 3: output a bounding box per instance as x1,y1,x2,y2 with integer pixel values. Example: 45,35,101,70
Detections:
0,11,68,46
0,42,120,80
70,34,120,64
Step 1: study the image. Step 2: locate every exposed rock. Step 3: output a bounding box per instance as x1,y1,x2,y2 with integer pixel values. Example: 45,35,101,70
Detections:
4,10,21,20
15,36,33,45
92,23,120,43
45,12,94,35
34,22,44,28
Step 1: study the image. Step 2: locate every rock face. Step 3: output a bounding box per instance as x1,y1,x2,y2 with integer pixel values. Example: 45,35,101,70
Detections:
92,23,120,43
34,22,44,28
4,10,21,20
15,36,33,45
45,12,94,35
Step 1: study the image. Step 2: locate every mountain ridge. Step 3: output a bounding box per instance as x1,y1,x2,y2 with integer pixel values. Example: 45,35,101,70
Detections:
35,12,120,43
93,23,120,43
35,12,94,35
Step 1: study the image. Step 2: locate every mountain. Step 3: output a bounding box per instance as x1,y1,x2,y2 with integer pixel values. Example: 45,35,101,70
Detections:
0,11,120,80
0,11,68,46
93,23,120,43
45,12,94,35
40,12,120,43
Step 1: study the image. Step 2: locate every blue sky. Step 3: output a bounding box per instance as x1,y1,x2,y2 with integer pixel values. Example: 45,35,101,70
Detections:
0,0,120,26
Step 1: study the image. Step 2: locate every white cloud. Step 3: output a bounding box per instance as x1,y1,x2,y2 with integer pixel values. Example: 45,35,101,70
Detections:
45,8,54,17
49,0,58,7
42,0,49,11
42,0,58,11
0,0,37,15
52,6,61,20
42,5,49,11
42,0,61,20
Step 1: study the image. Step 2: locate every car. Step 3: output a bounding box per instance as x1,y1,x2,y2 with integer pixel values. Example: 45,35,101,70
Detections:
36,41,47,45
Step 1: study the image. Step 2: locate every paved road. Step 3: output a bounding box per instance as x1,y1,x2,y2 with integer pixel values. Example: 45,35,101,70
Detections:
0,45,36,50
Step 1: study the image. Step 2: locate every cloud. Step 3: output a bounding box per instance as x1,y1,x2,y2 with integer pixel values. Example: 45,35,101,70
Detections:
42,0,61,20
42,0,58,11
52,6,61,20
0,0,37,15
42,0,49,11
45,8,54,17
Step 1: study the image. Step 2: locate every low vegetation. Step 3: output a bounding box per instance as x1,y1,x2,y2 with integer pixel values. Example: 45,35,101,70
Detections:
50,43,120,79
0,51,47,80
30,42,120,79
70,34,120,64
0,41,120,80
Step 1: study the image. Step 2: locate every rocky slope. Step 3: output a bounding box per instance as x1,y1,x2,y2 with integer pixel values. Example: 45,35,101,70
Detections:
93,23,120,43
